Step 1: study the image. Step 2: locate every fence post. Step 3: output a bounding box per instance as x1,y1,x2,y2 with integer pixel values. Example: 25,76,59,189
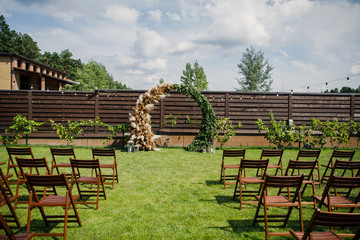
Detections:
351,95,355,119
160,98,164,128
288,93,293,121
27,91,32,120
94,92,99,133
225,93,229,118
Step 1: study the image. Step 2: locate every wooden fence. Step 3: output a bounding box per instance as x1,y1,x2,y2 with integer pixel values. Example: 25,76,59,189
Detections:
0,89,359,138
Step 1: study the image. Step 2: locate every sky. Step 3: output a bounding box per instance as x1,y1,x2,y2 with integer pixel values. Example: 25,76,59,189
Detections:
1,0,360,92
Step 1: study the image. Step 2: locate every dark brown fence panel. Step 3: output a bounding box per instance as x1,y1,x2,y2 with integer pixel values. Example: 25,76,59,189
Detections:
0,91,29,131
292,94,351,125
0,90,359,137
228,93,289,131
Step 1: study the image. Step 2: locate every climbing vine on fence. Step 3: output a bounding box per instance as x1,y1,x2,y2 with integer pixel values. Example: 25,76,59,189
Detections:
129,83,217,151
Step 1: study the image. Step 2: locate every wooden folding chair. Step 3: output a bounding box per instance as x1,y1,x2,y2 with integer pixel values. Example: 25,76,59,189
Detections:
70,158,106,210
290,208,360,240
252,174,305,240
0,212,35,240
313,172,360,213
233,158,269,210
321,149,356,184
6,147,34,178
0,175,21,227
296,149,321,188
50,147,76,177
260,149,284,176
0,162,14,197
279,159,318,207
219,149,246,189
92,148,118,189
25,173,81,239
14,157,54,208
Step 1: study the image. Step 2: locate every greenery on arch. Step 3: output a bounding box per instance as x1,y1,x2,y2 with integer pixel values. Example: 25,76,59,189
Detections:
173,84,217,152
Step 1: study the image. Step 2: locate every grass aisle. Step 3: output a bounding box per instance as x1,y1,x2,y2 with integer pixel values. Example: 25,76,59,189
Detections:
1,146,359,239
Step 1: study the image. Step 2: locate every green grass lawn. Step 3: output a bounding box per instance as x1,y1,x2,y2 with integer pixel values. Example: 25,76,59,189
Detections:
1,145,359,239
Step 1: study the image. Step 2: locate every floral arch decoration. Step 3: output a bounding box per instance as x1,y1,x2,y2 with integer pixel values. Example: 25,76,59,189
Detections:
129,83,217,151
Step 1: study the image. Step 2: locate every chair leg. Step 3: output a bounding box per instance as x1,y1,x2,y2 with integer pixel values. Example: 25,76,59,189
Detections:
264,201,269,240
26,191,33,234
64,192,69,240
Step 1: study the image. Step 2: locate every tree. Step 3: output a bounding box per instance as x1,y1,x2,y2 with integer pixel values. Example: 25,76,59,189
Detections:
181,60,208,91
236,46,273,92
325,85,360,93
64,60,129,91
0,15,41,59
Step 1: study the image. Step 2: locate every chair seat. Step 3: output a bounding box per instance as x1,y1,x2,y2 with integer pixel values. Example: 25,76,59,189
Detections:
240,177,264,183
313,195,359,207
268,163,281,168
36,195,73,206
75,176,99,184
55,162,71,167
99,163,116,168
223,164,240,169
290,230,343,240
256,195,300,207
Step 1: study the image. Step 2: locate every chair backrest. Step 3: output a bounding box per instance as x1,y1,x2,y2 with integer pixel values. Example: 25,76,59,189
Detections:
16,157,50,177
25,173,69,188
325,174,360,190
331,149,356,161
70,159,101,169
240,159,269,170
92,148,116,159
332,160,360,177
285,159,318,180
302,208,360,240
223,149,246,158
6,147,34,158
260,149,284,159
264,174,305,189
50,147,76,158
296,149,321,160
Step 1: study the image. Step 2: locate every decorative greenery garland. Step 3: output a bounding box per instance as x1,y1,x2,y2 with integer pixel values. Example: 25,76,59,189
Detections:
129,83,217,151
173,84,217,151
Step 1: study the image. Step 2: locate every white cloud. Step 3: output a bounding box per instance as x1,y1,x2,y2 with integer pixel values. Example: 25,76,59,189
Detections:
133,28,169,58
103,5,139,23
350,63,360,75
166,11,181,21
139,58,167,71
148,9,162,21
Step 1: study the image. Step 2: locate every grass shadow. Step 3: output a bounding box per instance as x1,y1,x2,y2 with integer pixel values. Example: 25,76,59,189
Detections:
205,180,220,186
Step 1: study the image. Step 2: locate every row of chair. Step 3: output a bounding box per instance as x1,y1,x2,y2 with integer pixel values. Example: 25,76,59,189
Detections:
1,146,119,239
219,148,360,239
220,148,356,189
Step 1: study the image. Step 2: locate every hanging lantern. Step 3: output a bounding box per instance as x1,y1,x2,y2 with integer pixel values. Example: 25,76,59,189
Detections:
347,77,350,83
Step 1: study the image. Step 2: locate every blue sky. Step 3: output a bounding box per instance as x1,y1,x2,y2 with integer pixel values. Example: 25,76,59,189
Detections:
1,0,360,92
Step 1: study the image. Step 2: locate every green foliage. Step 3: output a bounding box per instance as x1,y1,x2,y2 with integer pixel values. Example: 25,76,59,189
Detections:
162,114,179,127
324,85,360,93
256,112,295,148
64,60,129,91
181,60,209,91
236,46,274,92
49,119,86,145
174,84,217,151
0,15,41,59
293,125,313,148
216,117,242,148
0,115,43,145
311,118,353,148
